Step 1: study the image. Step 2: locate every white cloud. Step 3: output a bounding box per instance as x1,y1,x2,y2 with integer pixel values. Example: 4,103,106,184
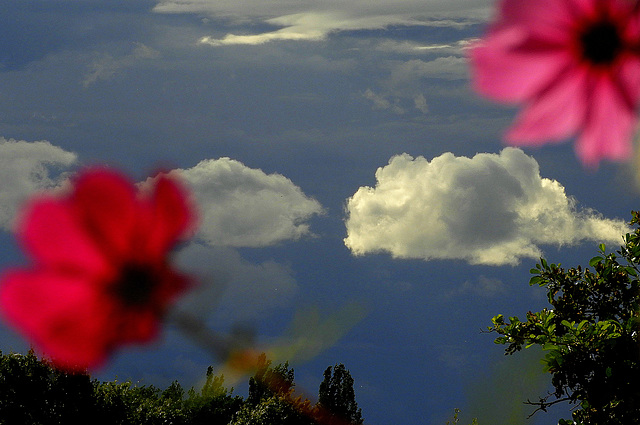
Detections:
83,42,160,87
363,89,405,115
154,0,491,20
163,157,323,247
344,148,630,266
389,57,469,84
364,56,469,115
3,146,320,247
0,138,77,231
363,89,430,115
155,1,491,46
413,93,429,114
175,243,298,322
445,275,507,299
198,12,429,46
375,39,473,55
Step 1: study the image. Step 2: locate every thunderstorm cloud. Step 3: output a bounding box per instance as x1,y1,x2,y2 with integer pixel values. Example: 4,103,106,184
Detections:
344,148,629,266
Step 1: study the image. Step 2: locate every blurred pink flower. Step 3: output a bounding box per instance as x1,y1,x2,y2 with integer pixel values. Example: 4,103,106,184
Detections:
469,0,640,166
0,168,196,370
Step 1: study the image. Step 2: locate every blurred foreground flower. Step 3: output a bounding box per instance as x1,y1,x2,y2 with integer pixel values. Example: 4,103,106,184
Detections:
469,0,640,166
0,168,196,370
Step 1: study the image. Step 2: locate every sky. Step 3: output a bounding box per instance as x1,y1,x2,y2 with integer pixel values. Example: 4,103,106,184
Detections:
0,1,638,424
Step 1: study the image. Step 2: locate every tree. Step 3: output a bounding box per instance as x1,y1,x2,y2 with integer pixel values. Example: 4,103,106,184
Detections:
232,395,314,425
0,349,95,425
184,366,243,425
235,355,313,425
247,354,295,407
317,364,363,425
488,211,640,424
0,349,367,425
92,380,136,425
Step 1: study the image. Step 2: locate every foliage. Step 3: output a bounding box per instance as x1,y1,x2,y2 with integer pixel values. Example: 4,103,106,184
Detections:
184,366,244,425
0,349,95,425
488,211,640,424
0,350,367,425
445,408,479,425
238,354,315,425
232,395,314,425
247,354,296,406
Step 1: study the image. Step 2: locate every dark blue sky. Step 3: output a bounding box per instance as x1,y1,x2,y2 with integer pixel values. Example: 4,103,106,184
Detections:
0,1,637,424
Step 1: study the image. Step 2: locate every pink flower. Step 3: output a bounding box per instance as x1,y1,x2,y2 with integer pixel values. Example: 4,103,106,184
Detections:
0,168,196,370
469,0,640,166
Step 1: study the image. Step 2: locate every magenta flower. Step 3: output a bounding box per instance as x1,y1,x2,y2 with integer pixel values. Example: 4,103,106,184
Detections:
469,0,640,166
0,168,196,370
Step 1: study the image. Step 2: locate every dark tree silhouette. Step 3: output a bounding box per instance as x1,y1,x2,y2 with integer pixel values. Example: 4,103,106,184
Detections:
317,364,363,425
0,349,94,425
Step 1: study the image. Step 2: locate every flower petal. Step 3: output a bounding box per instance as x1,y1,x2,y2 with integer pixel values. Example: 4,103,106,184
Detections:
114,309,158,343
505,65,589,143
615,54,640,107
72,169,138,260
0,270,112,369
143,174,196,259
575,74,636,166
499,0,576,41
19,198,110,275
469,28,572,102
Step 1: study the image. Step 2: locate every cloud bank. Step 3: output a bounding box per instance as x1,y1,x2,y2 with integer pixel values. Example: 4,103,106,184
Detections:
165,157,323,247
154,0,490,46
344,148,629,266
0,138,77,230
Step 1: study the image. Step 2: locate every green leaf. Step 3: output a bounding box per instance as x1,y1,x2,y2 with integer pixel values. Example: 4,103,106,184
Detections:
529,275,544,286
589,256,603,267
599,243,606,253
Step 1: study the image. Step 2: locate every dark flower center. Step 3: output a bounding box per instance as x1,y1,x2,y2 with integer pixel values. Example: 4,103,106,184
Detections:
114,264,156,306
581,20,622,64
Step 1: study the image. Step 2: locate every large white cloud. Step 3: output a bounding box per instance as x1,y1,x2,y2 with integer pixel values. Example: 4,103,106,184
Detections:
344,148,629,266
166,157,323,247
154,0,490,46
0,138,78,231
